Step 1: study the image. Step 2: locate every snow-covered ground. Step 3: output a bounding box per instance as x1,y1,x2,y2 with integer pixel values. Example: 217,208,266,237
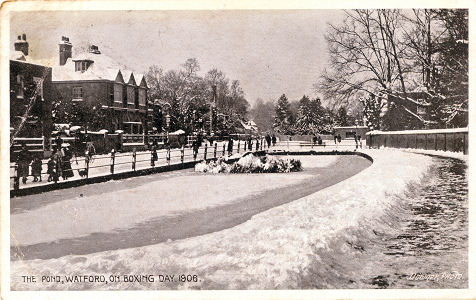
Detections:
11,150,436,290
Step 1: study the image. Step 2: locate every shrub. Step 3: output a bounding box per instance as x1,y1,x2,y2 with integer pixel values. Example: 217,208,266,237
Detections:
195,154,302,174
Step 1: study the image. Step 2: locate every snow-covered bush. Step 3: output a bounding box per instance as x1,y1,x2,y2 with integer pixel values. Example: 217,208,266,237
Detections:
195,154,302,174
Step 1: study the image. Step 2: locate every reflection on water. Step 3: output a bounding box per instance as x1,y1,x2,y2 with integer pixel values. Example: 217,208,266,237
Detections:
300,157,468,289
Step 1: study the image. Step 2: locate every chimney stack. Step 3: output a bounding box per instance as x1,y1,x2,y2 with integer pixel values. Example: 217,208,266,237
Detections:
14,34,29,56
88,44,101,54
59,36,72,66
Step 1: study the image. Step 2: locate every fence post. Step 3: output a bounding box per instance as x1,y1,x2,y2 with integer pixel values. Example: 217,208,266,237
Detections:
222,143,226,157
237,140,240,153
13,164,19,190
110,149,115,174
214,143,217,159
204,144,208,160
244,140,247,152
167,147,171,165
54,157,59,184
132,148,137,171
85,155,90,178
463,132,467,154
151,149,155,167
181,146,185,164
444,133,447,152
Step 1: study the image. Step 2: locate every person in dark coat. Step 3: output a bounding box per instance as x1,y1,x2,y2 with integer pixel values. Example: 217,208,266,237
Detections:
192,139,200,160
334,135,337,144
312,135,317,145
318,136,323,145
47,156,57,182
62,145,74,179
55,135,63,149
265,134,271,148
17,144,32,184
151,143,158,162
31,157,43,182
227,137,234,156
271,135,277,146
337,134,342,143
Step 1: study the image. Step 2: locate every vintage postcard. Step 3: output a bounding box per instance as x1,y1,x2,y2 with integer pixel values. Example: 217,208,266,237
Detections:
1,0,474,299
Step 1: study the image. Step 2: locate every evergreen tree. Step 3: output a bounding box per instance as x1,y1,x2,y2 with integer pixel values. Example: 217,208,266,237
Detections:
336,107,349,127
273,94,292,134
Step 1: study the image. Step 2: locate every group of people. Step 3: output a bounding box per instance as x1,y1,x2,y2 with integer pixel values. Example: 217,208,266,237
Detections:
312,135,323,145
16,140,75,184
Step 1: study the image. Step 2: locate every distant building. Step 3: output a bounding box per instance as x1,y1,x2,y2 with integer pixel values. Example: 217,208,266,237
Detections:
10,34,53,155
52,36,148,134
333,126,369,139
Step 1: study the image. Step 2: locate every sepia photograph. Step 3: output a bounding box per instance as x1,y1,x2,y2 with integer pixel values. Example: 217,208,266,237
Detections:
1,1,474,299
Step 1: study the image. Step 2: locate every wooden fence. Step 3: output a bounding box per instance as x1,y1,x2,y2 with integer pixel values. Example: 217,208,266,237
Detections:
366,128,468,154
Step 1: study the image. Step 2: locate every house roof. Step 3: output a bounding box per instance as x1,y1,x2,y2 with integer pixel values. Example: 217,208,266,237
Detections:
52,51,143,87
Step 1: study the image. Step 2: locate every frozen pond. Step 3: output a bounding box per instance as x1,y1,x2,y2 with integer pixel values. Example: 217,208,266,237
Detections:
11,154,371,260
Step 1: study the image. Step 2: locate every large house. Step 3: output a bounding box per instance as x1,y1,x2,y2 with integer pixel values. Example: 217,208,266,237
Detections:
10,34,53,157
52,36,149,135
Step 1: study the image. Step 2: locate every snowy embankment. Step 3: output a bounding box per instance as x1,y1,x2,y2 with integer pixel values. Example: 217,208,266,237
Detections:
401,148,468,162
11,150,433,290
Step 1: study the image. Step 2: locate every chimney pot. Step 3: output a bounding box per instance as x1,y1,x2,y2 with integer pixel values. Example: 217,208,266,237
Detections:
14,33,29,56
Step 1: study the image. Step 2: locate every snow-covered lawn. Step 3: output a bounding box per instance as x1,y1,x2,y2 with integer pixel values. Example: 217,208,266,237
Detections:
11,150,435,290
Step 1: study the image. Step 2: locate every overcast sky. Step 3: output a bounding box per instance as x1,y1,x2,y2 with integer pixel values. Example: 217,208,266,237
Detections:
11,10,345,106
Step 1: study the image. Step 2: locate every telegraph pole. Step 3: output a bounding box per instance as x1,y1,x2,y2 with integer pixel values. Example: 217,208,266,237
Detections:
210,85,217,135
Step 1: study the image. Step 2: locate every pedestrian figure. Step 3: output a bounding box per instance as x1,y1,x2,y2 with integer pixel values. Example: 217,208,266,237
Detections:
265,134,271,148
358,135,362,149
52,146,64,180
31,157,42,182
55,135,63,149
337,134,342,143
271,135,277,146
247,136,253,151
318,136,323,145
47,156,57,182
193,139,200,160
17,144,32,184
151,144,158,162
334,135,337,144
227,137,234,156
62,145,74,180
313,135,317,145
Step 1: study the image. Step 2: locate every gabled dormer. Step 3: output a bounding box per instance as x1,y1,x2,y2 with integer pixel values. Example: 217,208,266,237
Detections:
128,73,136,86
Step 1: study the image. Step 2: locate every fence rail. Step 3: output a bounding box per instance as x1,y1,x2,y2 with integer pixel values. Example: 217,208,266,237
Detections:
10,138,270,191
366,128,468,154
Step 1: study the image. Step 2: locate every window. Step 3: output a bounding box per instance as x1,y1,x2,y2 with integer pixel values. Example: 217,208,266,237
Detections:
417,106,426,116
139,89,146,106
16,75,24,99
75,61,90,72
127,86,134,104
33,77,44,100
114,84,122,103
72,87,83,100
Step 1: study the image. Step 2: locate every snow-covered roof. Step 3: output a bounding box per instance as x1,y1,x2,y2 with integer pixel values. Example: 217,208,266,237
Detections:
10,50,26,61
367,127,468,135
52,51,142,85
334,126,368,129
